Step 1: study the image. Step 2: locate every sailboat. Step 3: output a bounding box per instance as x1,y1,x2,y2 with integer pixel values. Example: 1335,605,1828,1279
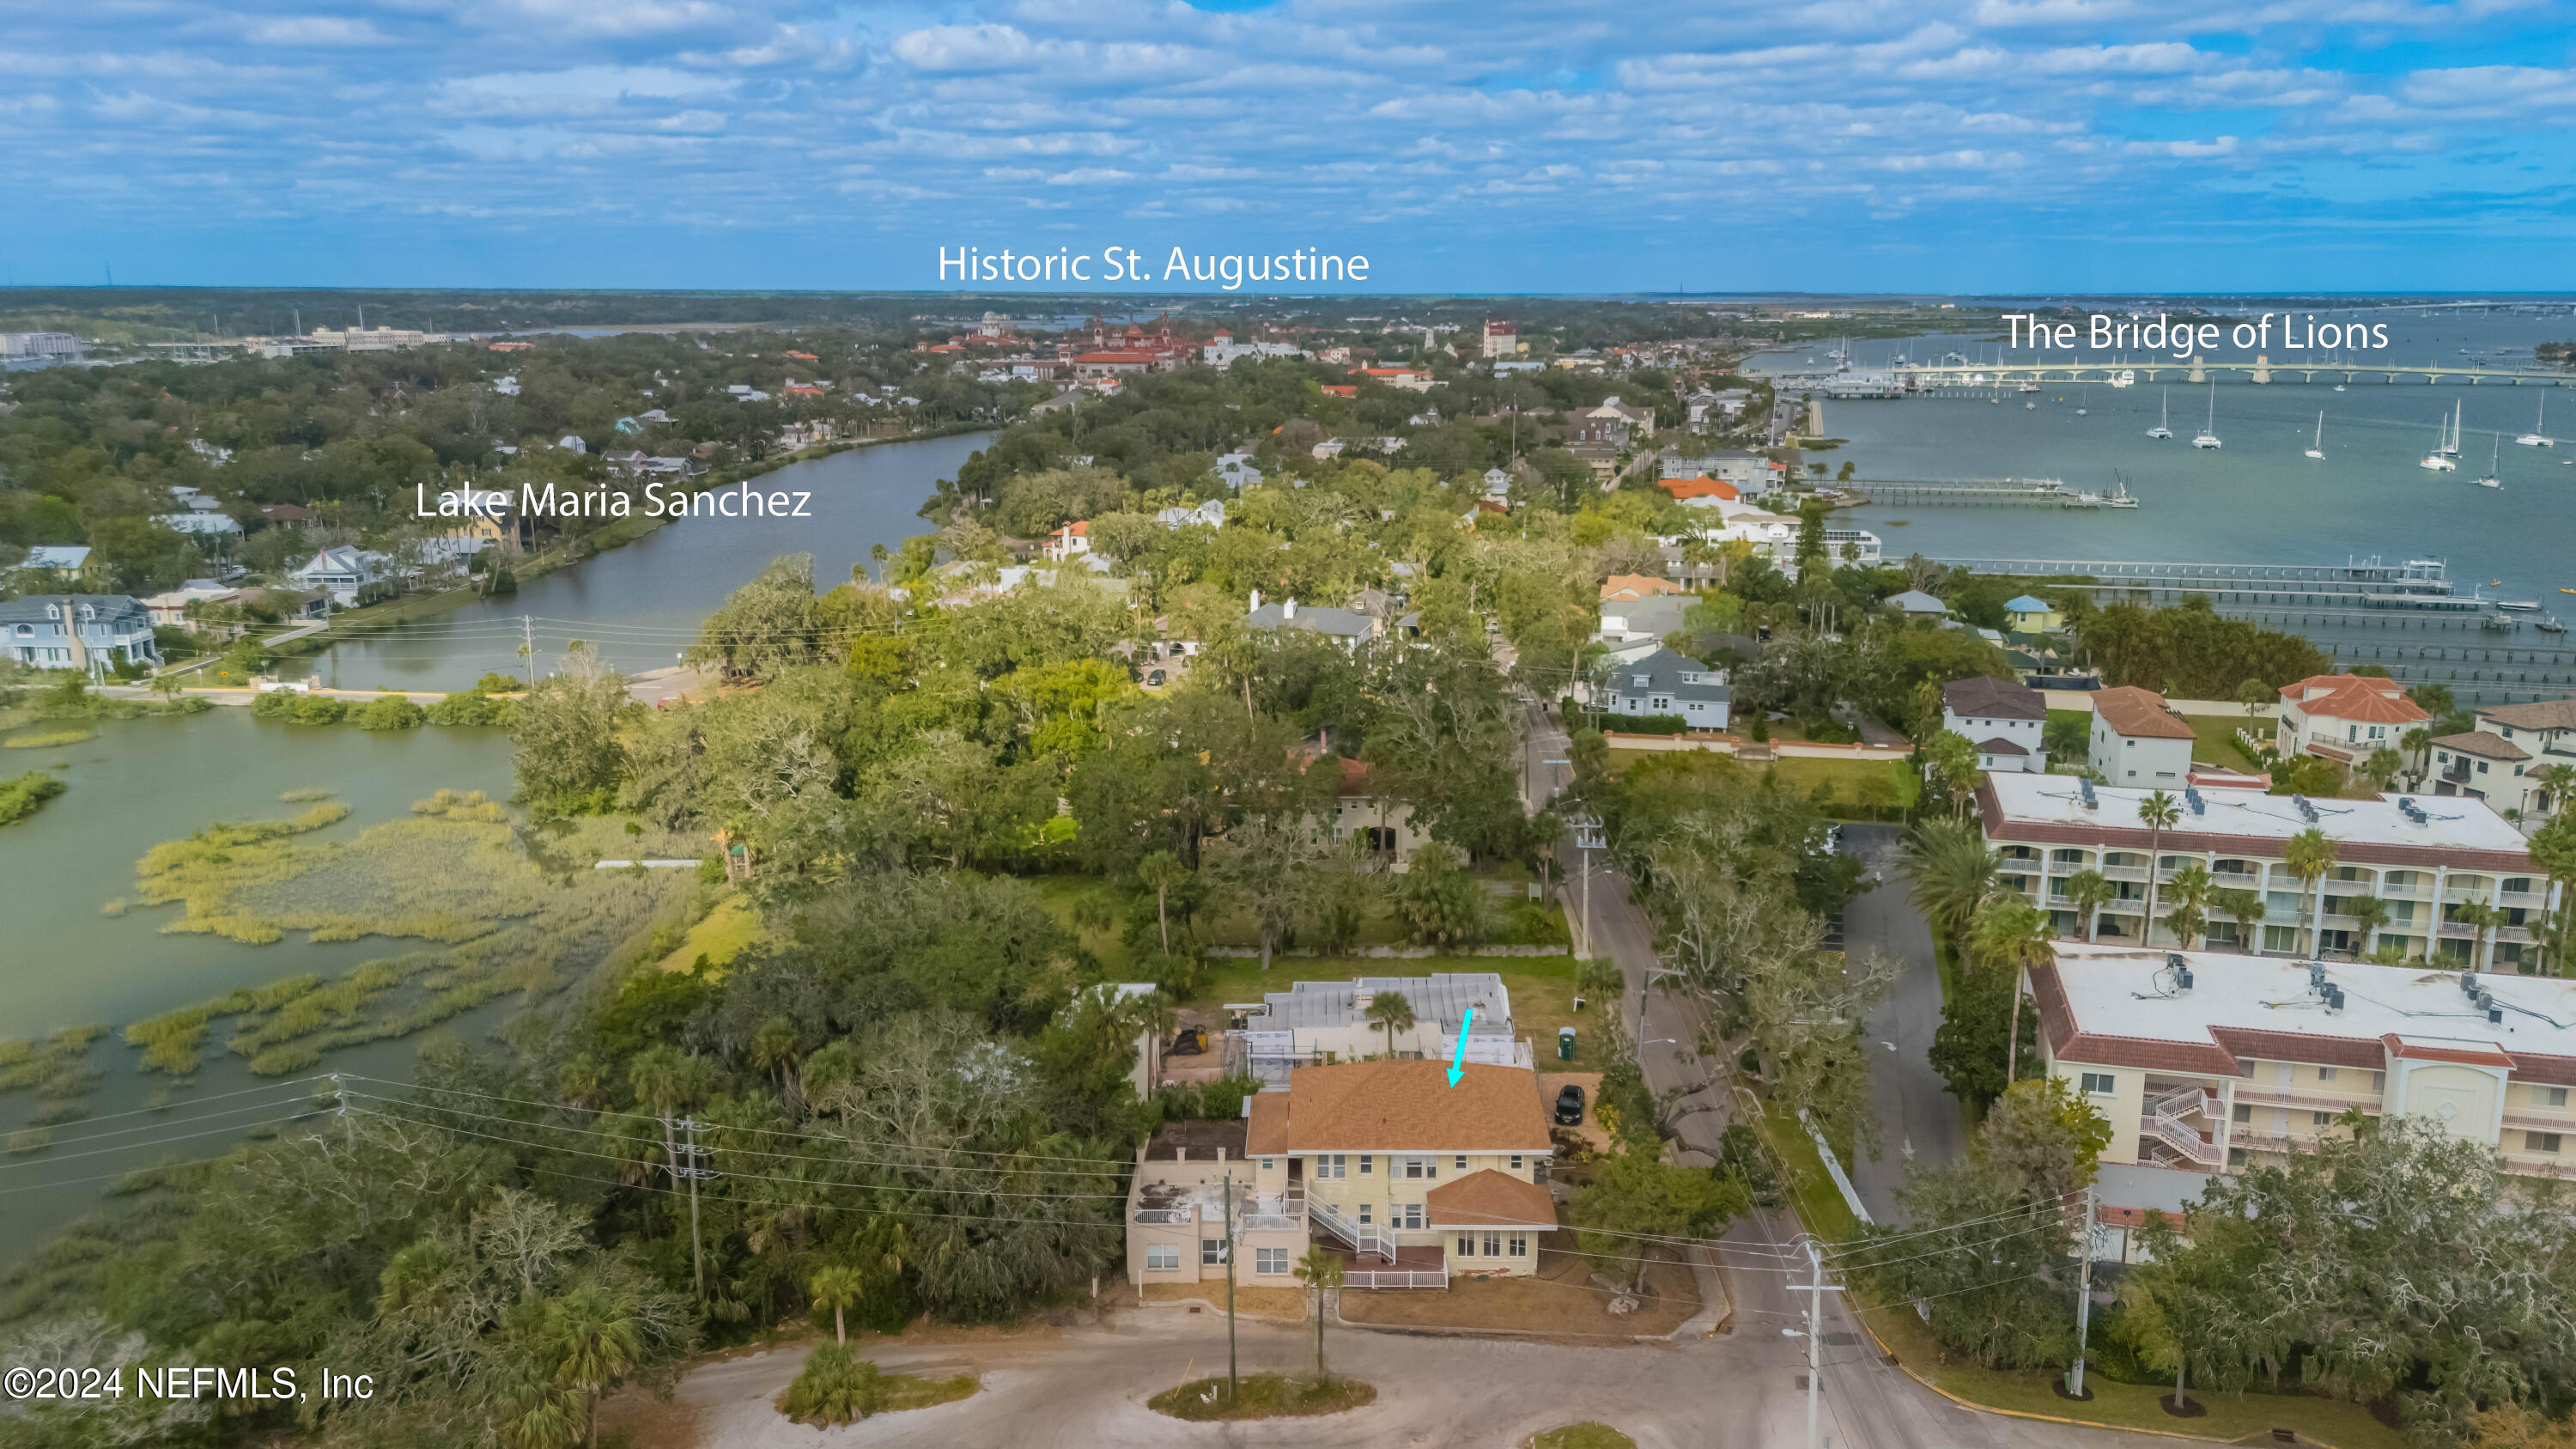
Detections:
2305,411,2325,460
2517,395,2555,447
2421,407,2459,471
2075,384,2088,416
2190,384,2221,448
2148,388,2172,439
2476,431,2501,489
2441,400,2463,456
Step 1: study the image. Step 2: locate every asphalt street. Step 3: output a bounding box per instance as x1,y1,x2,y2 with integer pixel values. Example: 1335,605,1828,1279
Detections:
1836,823,1969,1223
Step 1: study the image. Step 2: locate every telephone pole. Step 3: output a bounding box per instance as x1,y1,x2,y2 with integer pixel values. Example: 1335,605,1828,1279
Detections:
2069,1180,2097,1397
1805,1240,1825,1449
679,1116,708,1298
1224,1168,1239,1403
520,615,536,690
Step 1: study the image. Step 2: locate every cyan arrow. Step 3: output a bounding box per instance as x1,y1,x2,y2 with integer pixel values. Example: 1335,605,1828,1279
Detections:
1447,1006,1475,1087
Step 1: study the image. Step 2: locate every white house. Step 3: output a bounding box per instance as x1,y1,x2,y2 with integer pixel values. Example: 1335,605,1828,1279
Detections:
1943,675,2047,773
1599,647,1730,730
2275,674,2430,765
2089,686,2196,787
291,545,387,606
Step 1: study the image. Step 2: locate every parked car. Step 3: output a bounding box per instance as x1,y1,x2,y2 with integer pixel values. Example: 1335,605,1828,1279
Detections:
1553,1083,1586,1125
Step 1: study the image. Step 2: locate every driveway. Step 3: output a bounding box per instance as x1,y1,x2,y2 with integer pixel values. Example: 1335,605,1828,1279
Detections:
1835,822,1969,1222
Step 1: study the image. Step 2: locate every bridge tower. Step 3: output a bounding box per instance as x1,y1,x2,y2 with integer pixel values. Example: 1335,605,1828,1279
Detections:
2251,354,2271,384
2186,354,2207,385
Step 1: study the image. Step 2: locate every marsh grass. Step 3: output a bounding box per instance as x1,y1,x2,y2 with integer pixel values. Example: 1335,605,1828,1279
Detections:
123,795,700,1076
279,788,337,802
3,728,95,749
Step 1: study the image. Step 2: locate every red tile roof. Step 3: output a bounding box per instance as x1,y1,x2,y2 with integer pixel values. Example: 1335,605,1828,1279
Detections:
1656,476,1740,502
2093,686,2196,740
2280,674,2430,727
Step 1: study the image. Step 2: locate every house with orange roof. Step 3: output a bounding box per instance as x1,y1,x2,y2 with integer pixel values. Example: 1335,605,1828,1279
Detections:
1656,475,1741,507
1125,1059,1558,1292
1600,574,1682,603
1042,520,1091,562
2088,685,2197,786
2275,673,2431,764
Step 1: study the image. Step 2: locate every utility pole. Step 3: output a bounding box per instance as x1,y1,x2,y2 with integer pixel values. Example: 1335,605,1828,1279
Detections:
2069,1180,2097,1398
520,615,536,690
681,1116,708,1299
1224,1168,1238,1403
1805,1240,1826,1449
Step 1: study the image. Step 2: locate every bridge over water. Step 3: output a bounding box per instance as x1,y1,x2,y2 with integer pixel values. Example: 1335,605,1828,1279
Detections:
1769,358,2575,388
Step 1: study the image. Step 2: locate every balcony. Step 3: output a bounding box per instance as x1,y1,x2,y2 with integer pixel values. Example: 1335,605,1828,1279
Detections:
2099,865,2150,883
2233,1086,2379,1116
2378,880,2433,900
2210,871,2263,892
2498,890,2549,912
2099,897,2148,915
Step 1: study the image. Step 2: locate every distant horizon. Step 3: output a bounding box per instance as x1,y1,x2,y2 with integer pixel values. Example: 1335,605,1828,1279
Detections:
4,285,2573,305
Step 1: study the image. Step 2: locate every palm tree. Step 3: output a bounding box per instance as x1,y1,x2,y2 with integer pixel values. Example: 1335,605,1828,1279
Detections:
2137,790,2181,947
2537,762,2576,820
750,1016,802,1097
809,1264,865,1348
1138,850,1191,955
1899,816,1999,967
1292,1245,1346,1381
2453,896,2503,971
2162,863,2213,951
1971,896,2054,1086
2530,816,2576,977
1364,990,1416,1058
2284,827,2339,958
2360,747,2404,793
2211,887,2266,954
2061,868,2116,942
544,1286,644,1449
2401,727,2433,790
2344,894,2391,960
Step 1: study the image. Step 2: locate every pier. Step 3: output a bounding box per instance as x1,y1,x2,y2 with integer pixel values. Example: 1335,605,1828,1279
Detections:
1851,478,2122,508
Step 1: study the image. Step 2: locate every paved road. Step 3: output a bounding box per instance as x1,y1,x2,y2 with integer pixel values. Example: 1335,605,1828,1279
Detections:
1837,823,1969,1223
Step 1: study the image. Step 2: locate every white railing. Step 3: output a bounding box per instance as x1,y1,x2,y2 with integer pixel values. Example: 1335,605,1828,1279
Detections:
1309,1200,1392,1263
2148,1084,2212,1121
2141,1111,2222,1166
1242,1192,1304,1233
1343,1268,1449,1290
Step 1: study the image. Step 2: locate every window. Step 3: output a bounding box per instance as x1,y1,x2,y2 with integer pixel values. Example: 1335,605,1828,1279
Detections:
1359,1155,1372,1175
1255,1248,1289,1275
2080,1072,2116,1095
1202,1239,1225,1266
2372,1072,2386,1092
1146,1244,1179,1270
2313,1111,2336,1127
1510,1154,1523,1172
1456,1235,1479,1257
1326,1154,1346,1178
2232,1104,2253,1123
1508,1235,1528,1257
1455,1154,1468,1172
2529,1132,2565,1155
1484,1233,1501,1257
1358,1203,1373,1224
2316,1068,2337,1083
2538,1087,2571,1109
1260,1158,1274,1172
1401,1203,1424,1230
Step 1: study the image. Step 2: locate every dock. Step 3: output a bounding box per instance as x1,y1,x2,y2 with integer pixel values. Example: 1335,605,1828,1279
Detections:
1851,478,2123,508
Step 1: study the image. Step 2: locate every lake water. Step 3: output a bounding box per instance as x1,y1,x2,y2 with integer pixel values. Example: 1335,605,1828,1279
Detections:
1,433,984,1253
285,431,993,691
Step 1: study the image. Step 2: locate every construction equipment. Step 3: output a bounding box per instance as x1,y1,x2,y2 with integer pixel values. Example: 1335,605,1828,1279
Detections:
1169,1026,1209,1056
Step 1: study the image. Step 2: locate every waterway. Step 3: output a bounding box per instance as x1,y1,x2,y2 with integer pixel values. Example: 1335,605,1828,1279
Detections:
281,431,993,691
1,433,986,1256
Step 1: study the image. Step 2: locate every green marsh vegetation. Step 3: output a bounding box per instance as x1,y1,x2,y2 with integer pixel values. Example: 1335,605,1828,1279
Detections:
0,769,67,826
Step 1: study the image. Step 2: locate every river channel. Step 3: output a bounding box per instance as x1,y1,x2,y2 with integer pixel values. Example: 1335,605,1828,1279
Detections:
0,434,987,1254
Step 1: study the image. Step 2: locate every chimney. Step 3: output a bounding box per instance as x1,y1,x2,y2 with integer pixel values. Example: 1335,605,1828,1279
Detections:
1284,598,1297,619
1249,588,1261,612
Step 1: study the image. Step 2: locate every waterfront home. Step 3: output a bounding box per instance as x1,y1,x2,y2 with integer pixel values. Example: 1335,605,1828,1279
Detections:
2088,686,2195,786
141,581,241,626
1042,521,1091,562
2428,732,2545,819
1943,675,2046,773
2275,673,2429,765
290,545,388,606
2031,942,2576,1182
2468,700,2575,819
2002,594,2063,635
1976,772,2553,965
2,594,161,676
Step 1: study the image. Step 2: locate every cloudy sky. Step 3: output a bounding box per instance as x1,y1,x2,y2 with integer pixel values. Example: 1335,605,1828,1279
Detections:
3,0,2570,293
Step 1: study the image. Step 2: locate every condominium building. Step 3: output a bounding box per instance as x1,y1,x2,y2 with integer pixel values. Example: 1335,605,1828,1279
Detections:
1125,1061,1558,1293
2032,942,2576,1184
1978,773,2556,970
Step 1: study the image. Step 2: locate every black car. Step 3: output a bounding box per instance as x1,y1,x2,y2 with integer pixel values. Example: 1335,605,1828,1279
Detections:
1553,1084,1585,1125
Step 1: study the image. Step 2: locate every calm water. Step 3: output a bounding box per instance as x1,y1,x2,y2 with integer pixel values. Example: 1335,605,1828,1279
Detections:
0,709,518,1250
1750,311,2576,600
288,432,993,690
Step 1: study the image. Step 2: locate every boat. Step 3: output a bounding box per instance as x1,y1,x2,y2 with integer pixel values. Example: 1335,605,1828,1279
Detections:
2421,409,2459,471
2148,388,2172,439
2496,600,2540,612
2517,395,2554,447
2190,384,2221,448
2305,411,2324,460
2110,369,2136,388
2537,615,2568,634
2334,384,2346,393
2105,475,2140,508
2019,380,2038,393
2475,430,2501,489
2441,400,2463,456
2075,384,2088,416
2025,400,2037,410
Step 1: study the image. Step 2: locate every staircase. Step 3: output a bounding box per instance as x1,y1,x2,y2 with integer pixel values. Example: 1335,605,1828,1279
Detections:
1309,1198,1393,1264
2141,1085,2222,1168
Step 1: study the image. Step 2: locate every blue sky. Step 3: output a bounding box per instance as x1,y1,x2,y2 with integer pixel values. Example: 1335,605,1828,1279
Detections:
3,0,2571,293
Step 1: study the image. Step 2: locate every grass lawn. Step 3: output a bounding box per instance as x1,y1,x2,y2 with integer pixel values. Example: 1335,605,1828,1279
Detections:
1528,1425,1638,1449
1141,1283,1309,1322
1857,1305,2404,1449
1177,954,1594,1062
874,1372,981,1415
2182,713,2268,772
1337,1207,1698,1336
1148,1373,1375,1421
1762,756,1919,813
1747,1103,1862,1245
657,892,762,975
